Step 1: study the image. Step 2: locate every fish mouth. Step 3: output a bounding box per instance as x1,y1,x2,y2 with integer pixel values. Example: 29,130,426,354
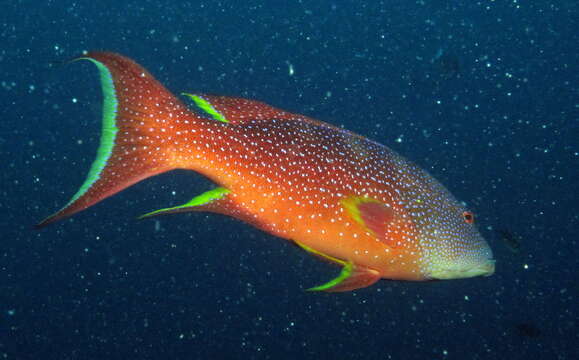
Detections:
479,259,496,277
427,259,495,280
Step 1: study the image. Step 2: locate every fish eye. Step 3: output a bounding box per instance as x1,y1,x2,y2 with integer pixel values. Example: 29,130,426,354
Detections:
463,211,475,224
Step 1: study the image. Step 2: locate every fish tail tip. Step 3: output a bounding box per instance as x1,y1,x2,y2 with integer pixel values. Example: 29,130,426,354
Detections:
34,218,53,230
34,211,67,229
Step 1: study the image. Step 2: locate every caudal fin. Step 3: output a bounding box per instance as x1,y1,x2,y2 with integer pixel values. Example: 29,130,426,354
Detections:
36,52,196,228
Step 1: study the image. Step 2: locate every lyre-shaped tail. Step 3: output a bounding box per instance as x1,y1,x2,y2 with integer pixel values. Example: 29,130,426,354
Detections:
36,52,198,228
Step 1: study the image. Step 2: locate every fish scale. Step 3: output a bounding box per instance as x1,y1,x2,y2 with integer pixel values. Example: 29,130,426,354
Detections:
37,52,495,291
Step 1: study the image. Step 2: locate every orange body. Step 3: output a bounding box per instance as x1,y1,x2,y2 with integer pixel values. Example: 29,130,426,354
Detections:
180,118,424,280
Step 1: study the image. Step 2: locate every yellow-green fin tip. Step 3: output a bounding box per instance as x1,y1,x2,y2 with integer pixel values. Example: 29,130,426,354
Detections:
63,57,119,207
139,187,230,219
307,262,354,292
182,93,229,123
293,241,354,292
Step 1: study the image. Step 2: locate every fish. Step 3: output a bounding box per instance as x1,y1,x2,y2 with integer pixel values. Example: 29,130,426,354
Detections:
514,322,541,338
496,227,522,253
431,48,460,80
36,52,495,292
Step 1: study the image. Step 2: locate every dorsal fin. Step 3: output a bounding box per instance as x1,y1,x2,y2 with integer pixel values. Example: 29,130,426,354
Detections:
184,94,300,124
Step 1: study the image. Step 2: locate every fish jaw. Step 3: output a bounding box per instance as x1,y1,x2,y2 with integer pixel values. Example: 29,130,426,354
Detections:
426,258,495,280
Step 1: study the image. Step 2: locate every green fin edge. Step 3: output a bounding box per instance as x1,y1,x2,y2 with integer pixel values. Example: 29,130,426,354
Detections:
65,57,119,206
182,93,229,123
294,241,354,292
139,187,230,219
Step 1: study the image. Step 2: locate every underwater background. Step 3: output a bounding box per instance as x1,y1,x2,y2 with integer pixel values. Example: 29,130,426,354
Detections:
0,1,577,359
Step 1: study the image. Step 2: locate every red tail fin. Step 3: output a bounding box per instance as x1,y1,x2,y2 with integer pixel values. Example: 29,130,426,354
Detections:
36,52,195,228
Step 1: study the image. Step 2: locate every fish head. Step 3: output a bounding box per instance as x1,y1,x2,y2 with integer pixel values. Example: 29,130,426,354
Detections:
416,199,495,280
400,167,495,280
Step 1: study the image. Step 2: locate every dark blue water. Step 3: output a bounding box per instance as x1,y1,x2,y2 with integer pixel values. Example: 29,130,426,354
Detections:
1,1,576,359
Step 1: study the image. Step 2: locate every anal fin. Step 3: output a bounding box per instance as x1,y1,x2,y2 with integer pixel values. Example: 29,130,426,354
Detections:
139,187,232,218
294,241,382,292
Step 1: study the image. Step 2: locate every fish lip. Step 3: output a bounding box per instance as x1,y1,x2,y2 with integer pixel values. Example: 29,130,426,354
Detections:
425,259,496,280
482,259,496,276
485,259,497,276
466,258,495,278
467,259,496,278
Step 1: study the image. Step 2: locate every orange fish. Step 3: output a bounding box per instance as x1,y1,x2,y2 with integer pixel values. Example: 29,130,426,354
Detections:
37,52,495,292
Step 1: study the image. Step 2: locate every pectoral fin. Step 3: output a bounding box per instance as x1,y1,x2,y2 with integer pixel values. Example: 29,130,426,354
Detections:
294,241,381,292
341,196,416,249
